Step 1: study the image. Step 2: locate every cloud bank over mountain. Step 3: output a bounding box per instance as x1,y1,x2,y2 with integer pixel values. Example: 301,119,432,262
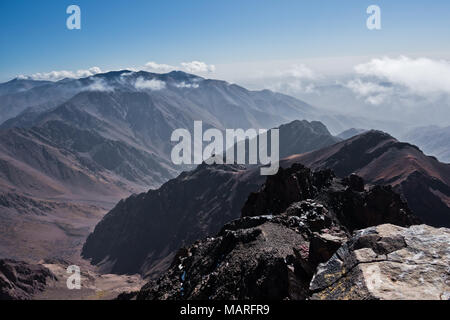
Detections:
19,67,103,81
134,77,166,90
18,61,216,82
227,55,450,129
12,55,450,129
142,61,216,74
354,56,450,94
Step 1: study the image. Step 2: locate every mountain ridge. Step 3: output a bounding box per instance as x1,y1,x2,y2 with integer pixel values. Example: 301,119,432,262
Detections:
83,129,450,277
284,130,450,226
81,119,341,276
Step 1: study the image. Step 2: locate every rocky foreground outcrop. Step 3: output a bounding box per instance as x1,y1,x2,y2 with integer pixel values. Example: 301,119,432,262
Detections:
137,164,430,300
310,224,450,300
0,259,56,300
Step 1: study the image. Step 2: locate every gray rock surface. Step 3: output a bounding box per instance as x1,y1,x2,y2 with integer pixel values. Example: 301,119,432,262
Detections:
310,224,450,300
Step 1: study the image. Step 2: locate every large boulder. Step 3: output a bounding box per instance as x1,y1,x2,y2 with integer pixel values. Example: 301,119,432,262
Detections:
310,224,450,300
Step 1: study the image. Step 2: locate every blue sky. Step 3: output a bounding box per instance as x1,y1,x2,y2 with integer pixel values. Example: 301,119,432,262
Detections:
1,0,450,82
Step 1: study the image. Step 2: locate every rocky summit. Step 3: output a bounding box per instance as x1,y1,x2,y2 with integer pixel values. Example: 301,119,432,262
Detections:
137,164,425,300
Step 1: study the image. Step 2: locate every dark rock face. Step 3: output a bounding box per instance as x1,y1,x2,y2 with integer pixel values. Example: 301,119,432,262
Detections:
0,259,55,300
343,174,365,192
309,233,346,265
137,215,311,300
137,164,419,300
82,164,263,277
396,171,450,228
242,164,334,217
243,164,419,232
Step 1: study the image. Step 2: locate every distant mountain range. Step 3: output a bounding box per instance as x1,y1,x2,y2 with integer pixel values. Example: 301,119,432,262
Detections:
0,70,409,136
0,70,346,263
0,70,336,198
1,71,317,132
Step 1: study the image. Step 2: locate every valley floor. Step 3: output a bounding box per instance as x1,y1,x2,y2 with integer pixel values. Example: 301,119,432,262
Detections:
0,195,146,300
34,260,144,300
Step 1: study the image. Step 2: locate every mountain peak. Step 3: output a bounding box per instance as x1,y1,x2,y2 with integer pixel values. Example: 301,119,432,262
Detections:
336,128,367,140
355,129,394,141
285,128,450,227
281,119,332,136
166,70,200,78
91,70,134,79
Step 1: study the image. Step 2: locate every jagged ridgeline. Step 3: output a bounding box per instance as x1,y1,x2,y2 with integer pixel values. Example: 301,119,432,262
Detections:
136,164,449,300
80,120,341,277
83,130,450,281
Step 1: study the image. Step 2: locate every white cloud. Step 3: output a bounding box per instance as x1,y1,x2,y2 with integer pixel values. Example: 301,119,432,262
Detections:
144,62,176,73
85,78,113,92
365,95,386,105
18,60,217,82
284,64,316,79
354,56,450,94
76,67,102,78
345,56,450,105
345,79,392,105
27,67,102,81
142,60,217,74
143,60,216,74
134,77,166,90
346,79,389,96
268,80,317,95
257,64,319,95
181,61,216,73
119,71,135,78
